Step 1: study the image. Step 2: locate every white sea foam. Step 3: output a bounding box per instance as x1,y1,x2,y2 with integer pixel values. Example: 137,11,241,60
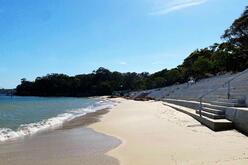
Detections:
0,100,115,142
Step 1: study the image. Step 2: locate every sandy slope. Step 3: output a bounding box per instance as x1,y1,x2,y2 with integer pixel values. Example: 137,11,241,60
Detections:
90,98,248,165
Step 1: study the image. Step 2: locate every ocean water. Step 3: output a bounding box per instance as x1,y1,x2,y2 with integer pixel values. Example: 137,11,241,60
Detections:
0,96,114,142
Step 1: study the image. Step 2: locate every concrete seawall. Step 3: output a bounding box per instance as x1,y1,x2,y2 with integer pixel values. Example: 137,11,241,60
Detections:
126,70,248,134
164,99,248,135
225,108,248,135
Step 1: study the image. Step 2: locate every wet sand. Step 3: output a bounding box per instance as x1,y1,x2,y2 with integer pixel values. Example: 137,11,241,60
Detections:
0,109,121,165
1,98,248,165
62,109,110,129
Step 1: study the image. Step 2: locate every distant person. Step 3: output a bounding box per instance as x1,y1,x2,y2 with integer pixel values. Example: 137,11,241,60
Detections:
187,77,196,86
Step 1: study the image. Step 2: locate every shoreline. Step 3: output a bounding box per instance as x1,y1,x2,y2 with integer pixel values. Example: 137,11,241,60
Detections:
62,108,110,129
0,99,121,165
0,97,114,143
1,97,248,164
90,98,248,165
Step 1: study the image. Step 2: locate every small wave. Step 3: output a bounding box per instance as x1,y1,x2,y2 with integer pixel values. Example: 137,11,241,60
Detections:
0,100,115,142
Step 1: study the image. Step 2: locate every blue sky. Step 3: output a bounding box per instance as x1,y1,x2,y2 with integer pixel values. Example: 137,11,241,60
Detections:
0,0,247,88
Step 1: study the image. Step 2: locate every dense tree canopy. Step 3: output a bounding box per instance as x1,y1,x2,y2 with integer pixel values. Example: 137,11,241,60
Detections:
222,6,248,69
222,6,248,50
16,68,151,96
15,6,248,97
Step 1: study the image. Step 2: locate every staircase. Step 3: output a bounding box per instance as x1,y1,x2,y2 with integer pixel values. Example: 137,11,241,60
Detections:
204,69,248,107
196,108,225,119
196,100,239,131
163,99,233,131
145,69,248,105
136,69,248,132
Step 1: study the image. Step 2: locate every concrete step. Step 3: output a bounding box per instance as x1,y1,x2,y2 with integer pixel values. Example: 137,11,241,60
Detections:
230,91,248,96
163,102,233,131
164,98,230,110
209,91,229,95
163,98,200,109
231,81,248,85
231,87,248,91
222,99,246,107
231,86,248,90
217,98,240,103
208,101,238,107
231,83,248,87
202,107,225,115
212,98,247,107
204,95,229,100
196,110,225,119
203,103,229,111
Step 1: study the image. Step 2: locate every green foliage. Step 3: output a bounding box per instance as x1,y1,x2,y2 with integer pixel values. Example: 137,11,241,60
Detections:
15,68,150,96
15,6,248,97
192,56,213,76
222,6,248,48
222,6,248,67
164,69,183,85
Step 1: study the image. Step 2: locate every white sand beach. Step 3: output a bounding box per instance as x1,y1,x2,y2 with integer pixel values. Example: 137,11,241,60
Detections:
90,98,248,165
1,98,248,165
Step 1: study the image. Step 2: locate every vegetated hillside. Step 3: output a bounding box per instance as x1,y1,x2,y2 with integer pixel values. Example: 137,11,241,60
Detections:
15,6,248,97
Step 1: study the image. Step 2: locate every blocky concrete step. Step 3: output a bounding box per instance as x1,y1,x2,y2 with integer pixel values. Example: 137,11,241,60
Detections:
231,85,248,89
229,92,248,96
216,99,246,107
217,98,240,103
163,102,233,131
230,85,248,89
208,101,238,107
218,98,246,106
164,98,230,111
202,107,225,115
203,103,228,111
196,110,225,119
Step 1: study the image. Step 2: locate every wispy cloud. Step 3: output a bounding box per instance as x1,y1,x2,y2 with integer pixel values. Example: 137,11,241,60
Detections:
120,61,127,65
150,0,207,16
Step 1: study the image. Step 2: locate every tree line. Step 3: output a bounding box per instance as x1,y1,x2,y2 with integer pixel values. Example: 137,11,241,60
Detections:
0,89,14,96
15,6,248,97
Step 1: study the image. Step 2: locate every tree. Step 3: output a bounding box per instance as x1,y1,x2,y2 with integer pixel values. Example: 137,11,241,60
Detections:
192,56,213,77
222,6,248,56
164,69,183,85
14,6,248,97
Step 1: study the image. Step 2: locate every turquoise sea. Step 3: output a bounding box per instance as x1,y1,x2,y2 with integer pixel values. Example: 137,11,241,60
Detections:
0,96,113,142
